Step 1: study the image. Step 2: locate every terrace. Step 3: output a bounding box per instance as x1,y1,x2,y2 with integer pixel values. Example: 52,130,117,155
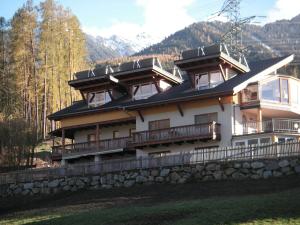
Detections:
131,122,221,148
52,136,132,160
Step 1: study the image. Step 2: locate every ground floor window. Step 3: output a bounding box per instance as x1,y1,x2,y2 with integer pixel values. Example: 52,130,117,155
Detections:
149,151,170,157
235,141,246,147
260,138,271,144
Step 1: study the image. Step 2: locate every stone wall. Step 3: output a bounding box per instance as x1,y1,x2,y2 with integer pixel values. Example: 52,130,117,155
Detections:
1,157,300,198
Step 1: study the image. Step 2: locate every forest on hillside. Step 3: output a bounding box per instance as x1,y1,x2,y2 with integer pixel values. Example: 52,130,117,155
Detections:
0,0,87,167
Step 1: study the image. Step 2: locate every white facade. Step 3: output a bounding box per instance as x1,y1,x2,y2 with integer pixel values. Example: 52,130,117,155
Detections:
135,103,234,157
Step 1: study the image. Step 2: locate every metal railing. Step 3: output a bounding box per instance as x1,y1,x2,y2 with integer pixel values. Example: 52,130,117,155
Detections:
52,137,132,158
237,118,300,135
1,141,300,185
131,122,221,147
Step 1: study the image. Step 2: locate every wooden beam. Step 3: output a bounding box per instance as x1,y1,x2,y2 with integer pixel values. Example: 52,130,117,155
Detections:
219,64,226,81
137,110,144,122
62,129,65,151
107,90,115,100
133,85,139,95
257,108,262,132
218,97,225,111
80,91,86,101
154,81,162,93
96,124,100,149
177,104,184,117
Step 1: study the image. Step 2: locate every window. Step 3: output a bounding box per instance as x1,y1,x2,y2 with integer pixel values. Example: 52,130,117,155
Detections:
210,71,223,87
248,139,258,146
242,84,258,103
235,141,246,147
149,151,170,157
195,71,223,90
281,79,289,103
195,73,209,90
129,128,136,137
195,113,218,124
260,138,271,145
113,131,119,139
261,79,280,102
88,91,111,107
87,134,96,142
133,83,158,100
149,119,170,130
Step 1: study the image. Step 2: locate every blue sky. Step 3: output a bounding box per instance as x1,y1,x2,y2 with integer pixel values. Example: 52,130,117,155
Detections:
0,0,299,42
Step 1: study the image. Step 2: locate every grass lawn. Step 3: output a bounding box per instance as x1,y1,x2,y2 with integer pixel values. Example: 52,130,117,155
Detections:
1,177,300,225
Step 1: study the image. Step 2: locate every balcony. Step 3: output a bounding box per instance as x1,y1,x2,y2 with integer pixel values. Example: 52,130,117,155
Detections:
52,137,132,160
236,118,300,135
131,122,221,147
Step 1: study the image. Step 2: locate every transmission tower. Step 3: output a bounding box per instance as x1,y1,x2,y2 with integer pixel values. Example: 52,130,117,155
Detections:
217,0,254,65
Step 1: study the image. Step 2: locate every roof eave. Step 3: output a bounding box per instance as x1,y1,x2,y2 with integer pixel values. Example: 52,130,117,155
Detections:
126,90,234,110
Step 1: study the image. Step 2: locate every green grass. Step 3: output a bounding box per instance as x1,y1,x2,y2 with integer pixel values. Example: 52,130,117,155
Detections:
2,186,300,225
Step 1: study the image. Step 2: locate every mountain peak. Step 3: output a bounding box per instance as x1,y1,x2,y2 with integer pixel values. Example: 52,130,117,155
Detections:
291,14,300,22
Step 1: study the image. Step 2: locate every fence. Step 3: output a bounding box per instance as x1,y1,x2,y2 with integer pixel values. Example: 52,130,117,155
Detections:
1,141,300,185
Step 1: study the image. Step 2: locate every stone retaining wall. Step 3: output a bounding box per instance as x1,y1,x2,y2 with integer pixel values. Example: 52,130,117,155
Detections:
1,157,300,198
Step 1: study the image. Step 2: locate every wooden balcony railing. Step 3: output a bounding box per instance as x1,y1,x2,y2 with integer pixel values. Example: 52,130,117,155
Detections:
131,122,221,147
52,136,132,159
236,118,300,135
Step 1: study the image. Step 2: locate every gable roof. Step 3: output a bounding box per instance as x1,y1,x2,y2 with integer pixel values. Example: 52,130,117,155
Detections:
48,55,293,121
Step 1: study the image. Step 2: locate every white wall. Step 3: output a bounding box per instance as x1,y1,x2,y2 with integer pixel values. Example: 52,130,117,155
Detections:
73,123,136,143
136,141,220,158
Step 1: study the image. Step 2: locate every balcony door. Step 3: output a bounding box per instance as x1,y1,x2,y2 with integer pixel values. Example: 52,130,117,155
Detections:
148,119,170,140
195,113,218,135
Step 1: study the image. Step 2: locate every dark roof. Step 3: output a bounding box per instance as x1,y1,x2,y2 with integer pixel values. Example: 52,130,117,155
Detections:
48,56,290,120
69,57,182,89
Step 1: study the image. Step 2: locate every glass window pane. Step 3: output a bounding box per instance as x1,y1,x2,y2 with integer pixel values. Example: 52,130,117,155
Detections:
210,71,223,87
248,139,258,146
281,79,289,103
133,83,157,100
235,141,245,146
260,138,270,144
196,73,209,90
261,79,280,102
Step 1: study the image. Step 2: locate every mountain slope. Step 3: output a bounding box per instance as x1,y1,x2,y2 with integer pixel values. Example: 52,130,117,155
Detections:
85,34,121,62
136,15,300,62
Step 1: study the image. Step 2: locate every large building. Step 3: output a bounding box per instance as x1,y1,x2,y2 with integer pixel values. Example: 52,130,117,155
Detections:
48,44,300,165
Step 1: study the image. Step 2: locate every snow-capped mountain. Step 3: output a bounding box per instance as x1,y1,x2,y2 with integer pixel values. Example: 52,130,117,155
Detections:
85,32,157,62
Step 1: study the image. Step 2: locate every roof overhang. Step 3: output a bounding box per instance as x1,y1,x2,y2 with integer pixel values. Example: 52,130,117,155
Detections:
69,66,182,90
233,54,295,94
49,117,136,138
175,52,249,74
125,90,233,110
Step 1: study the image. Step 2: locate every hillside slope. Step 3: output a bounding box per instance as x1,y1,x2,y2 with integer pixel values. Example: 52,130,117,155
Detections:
136,15,300,62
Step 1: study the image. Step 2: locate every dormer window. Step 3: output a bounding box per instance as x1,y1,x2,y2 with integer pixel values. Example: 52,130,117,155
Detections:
88,90,111,108
133,83,158,100
195,71,223,90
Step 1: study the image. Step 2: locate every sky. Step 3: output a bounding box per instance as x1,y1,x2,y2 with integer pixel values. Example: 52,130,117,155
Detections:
1,0,300,42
